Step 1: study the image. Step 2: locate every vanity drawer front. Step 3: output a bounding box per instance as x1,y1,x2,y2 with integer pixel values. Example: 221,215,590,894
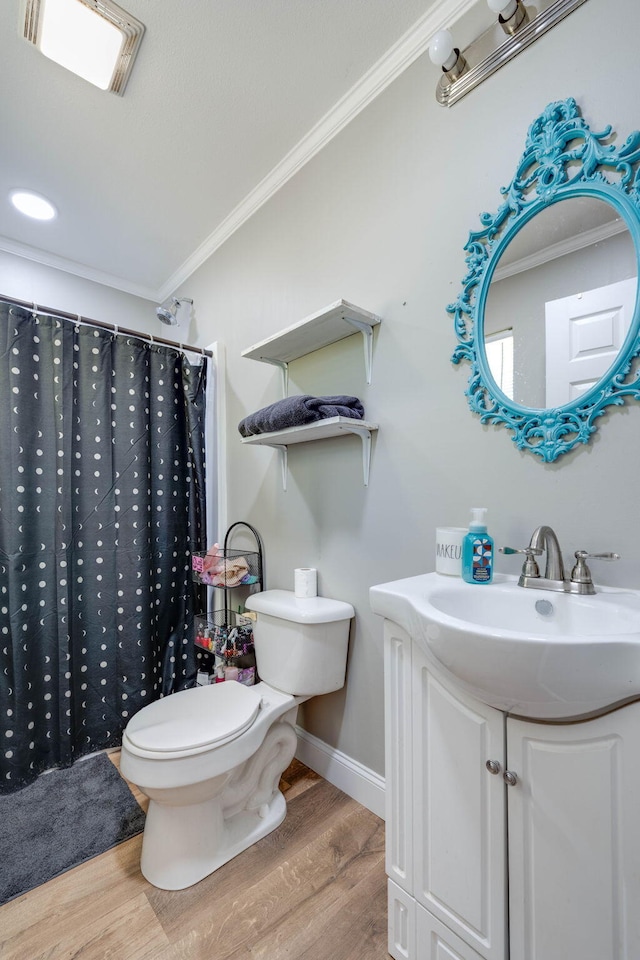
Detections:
416,902,485,960
388,879,416,960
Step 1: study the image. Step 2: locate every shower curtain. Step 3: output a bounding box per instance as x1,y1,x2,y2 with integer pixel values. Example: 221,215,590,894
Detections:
0,301,208,792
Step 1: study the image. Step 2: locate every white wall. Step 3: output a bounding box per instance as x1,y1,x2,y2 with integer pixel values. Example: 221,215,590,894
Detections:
178,0,640,780
0,250,157,332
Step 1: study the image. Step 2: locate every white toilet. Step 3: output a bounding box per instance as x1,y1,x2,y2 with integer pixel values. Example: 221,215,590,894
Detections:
119,589,353,890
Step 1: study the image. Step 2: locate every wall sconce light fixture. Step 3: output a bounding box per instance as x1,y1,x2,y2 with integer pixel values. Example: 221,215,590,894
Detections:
429,0,588,107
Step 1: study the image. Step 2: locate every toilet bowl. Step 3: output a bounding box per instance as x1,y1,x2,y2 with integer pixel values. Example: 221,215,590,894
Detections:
120,589,353,890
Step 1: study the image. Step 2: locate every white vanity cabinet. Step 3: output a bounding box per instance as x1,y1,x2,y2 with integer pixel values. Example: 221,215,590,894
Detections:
385,622,505,960
507,709,640,960
383,618,640,960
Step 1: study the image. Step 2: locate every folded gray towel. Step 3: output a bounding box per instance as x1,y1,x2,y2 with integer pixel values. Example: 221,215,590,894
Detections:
239,395,365,437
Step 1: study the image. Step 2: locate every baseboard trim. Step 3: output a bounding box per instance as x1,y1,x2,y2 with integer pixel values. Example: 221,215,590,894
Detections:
295,726,385,820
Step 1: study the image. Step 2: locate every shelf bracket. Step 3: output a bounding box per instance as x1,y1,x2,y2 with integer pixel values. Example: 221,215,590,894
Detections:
343,424,374,486
261,443,288,491
255,430,373,490
258,357,289,396
342,316,375,384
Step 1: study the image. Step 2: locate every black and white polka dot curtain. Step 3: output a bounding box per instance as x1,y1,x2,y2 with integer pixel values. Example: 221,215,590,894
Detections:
0,302,208,792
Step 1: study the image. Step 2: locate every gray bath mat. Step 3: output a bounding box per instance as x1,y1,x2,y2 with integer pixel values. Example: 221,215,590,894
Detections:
0,751,145,905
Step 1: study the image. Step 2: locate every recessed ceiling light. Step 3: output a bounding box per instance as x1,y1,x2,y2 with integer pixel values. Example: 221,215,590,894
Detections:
21,0,145,95
10,190,57,221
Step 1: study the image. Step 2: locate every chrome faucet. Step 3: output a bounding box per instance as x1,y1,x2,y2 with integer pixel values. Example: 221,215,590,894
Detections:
500,525,620,595
528,525,566,589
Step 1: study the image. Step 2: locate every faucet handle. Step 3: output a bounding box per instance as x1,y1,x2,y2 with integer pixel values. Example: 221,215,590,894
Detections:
570,550,621,591
573,551,620,562
500,546,543,578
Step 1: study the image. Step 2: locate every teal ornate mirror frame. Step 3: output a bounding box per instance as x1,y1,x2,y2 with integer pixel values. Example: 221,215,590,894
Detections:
449,98,640,461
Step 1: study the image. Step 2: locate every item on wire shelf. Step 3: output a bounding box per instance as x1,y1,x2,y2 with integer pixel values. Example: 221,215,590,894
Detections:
194,614,254,657
237,394,365,437
191,545,260,586
194,612,257,688
208,556,250,587
200,543,224,580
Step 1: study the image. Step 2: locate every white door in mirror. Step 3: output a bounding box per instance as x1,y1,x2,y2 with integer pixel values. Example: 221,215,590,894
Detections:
545,277,636,407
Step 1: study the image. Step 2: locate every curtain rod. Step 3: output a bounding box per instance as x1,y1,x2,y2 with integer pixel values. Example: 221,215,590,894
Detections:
1,294,213,358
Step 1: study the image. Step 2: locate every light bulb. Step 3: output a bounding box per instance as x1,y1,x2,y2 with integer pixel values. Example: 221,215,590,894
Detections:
487,0,519,19
428,29,458,71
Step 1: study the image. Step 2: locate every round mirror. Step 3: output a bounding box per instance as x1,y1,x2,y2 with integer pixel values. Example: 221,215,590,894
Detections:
483,197,637,410
450,99,640,461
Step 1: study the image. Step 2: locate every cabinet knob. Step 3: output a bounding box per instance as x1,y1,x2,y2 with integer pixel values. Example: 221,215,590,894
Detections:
485,760,501,775
503,770,518,786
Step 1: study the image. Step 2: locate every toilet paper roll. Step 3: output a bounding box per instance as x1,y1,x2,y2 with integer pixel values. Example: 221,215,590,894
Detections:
294,567,318,598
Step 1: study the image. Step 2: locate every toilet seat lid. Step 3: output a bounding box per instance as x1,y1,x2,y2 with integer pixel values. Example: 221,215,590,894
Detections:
125,682,262,753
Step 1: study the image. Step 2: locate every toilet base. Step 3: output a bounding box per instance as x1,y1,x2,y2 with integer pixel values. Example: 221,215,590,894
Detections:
137,715,298,890
141,788,287,890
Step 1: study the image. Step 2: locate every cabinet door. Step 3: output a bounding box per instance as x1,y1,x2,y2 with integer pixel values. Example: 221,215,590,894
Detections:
508,704,640,960
384,621,415,893
412,647,506,960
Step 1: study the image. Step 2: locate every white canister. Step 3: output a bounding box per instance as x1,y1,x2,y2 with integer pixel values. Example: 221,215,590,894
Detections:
435,527,467,576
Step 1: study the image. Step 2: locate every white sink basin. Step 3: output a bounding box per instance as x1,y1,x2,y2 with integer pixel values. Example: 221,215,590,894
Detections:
370,572,640,720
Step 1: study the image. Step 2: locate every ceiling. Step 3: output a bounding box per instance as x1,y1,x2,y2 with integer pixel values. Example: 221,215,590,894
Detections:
0,0,456,303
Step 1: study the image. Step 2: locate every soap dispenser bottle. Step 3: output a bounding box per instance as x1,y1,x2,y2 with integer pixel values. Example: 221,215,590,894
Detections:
462,507,494,584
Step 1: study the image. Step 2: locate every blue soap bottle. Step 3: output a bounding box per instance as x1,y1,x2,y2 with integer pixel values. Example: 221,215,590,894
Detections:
461,507,494,584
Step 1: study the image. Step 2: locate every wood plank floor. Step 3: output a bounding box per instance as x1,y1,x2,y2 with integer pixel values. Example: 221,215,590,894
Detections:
0,755,389,960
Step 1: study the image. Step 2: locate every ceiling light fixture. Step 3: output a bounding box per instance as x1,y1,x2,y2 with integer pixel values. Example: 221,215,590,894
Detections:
10,189,57,221
21,0,145,95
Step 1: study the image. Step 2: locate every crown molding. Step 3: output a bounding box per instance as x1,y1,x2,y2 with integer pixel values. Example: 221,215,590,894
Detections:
7,0,473,302
0,234,159,301
158,0,476,300
492,218,629,282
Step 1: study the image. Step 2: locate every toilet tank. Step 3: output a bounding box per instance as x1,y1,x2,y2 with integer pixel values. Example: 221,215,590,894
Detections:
244,590,354,696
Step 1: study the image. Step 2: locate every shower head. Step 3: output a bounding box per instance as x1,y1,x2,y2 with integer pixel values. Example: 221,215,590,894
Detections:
156,301,178,325
156,297,193,327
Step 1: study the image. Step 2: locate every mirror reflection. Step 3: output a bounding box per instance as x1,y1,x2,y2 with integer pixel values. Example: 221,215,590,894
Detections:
483,198,637,409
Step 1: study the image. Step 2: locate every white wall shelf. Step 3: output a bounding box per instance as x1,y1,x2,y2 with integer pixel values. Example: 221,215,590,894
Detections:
241,299,381,395
241,416,378,490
